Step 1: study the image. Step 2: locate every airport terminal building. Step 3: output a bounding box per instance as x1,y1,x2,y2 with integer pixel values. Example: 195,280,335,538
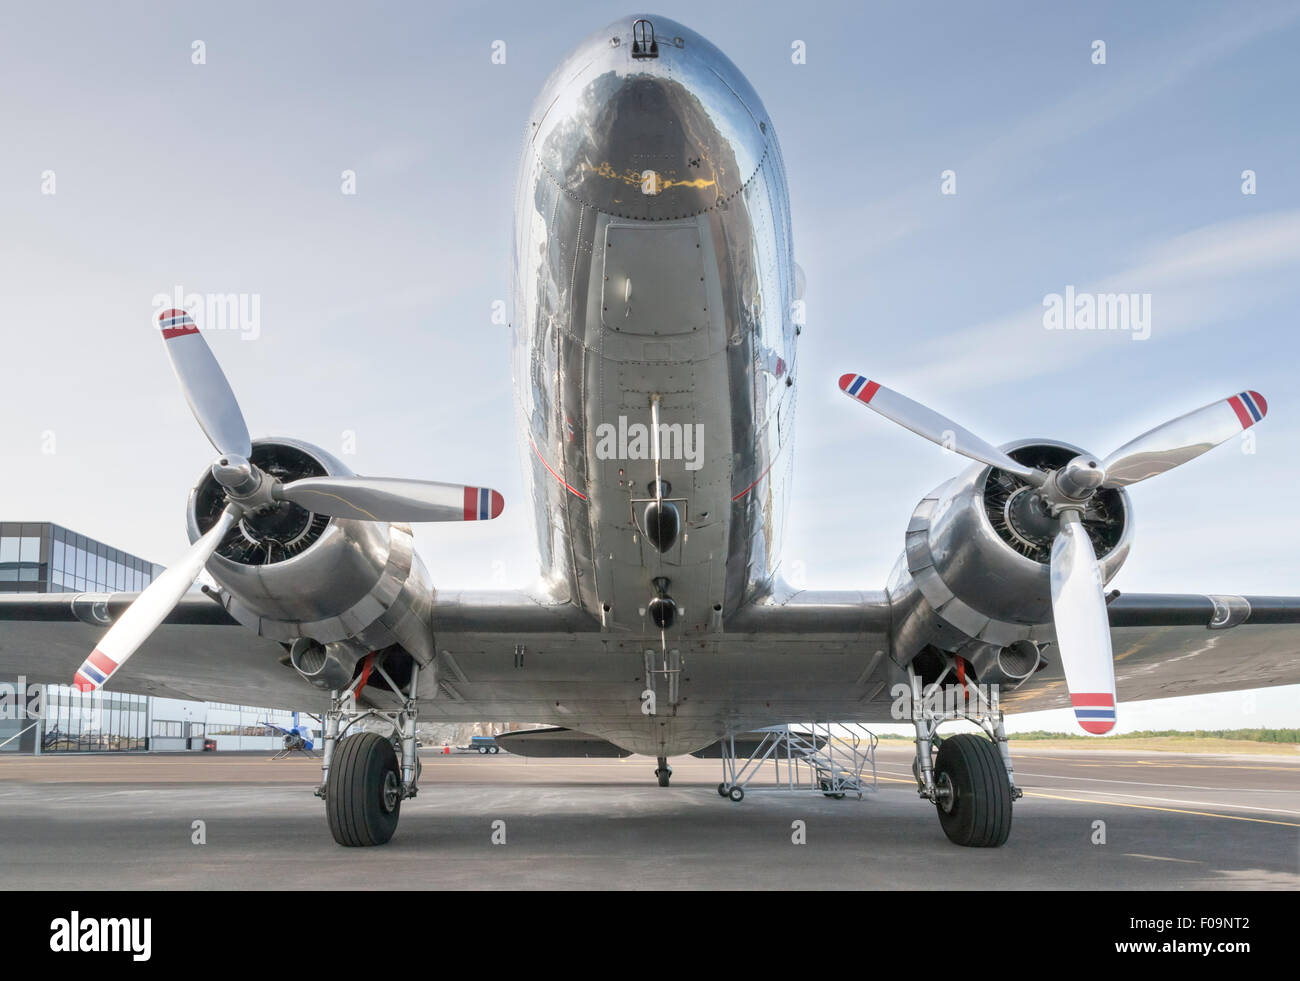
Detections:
0,521,308,755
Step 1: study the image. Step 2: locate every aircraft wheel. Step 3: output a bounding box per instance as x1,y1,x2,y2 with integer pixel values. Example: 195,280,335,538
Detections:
655,767,671,787
728,785,744,802
932,733,1012,847
717,783,729,797
326,732,401,847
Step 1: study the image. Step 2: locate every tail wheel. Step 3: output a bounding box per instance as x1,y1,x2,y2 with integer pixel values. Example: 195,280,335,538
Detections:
326,732,402,847
933,733,1012,847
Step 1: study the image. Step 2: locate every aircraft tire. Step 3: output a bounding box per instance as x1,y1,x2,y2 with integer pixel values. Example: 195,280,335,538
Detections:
933,733,1012,847
326,732,402,846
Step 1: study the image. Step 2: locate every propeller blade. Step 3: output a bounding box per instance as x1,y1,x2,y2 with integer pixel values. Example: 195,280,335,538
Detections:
277,476,505,523
838,374,1042,483
157,308,252,458
72,507,239,693
1100,391,1267,487
1049,514,1117,735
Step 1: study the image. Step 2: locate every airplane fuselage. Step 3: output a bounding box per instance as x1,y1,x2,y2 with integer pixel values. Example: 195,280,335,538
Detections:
511,16,799,642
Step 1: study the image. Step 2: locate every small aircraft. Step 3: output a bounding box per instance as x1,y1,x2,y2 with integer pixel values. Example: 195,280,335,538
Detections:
2,14,1297,850
263,712,315,758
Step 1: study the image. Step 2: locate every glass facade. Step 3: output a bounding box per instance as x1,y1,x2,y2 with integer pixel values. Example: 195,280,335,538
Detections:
0,521,163,594
41,685,148,752
1,521,302,754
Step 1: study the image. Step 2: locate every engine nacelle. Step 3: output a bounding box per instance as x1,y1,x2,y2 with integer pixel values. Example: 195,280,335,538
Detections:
888,440,1133,683
186,438,436,675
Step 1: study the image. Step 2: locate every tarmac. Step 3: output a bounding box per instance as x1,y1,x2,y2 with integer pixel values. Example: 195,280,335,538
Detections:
0,744,1295,889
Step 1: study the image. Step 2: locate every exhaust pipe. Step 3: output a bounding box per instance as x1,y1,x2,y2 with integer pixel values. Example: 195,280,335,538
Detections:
963,640,1044,688
290,638,364,691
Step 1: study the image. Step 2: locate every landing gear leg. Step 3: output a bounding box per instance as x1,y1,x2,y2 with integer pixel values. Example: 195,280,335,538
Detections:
316,660,422,846
655,756,672,787
908,663,1019,848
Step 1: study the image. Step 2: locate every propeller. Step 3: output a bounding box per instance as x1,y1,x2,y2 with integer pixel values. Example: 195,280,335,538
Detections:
838,373,1268,734
72,309,506,693
277,476,503,522
837,374,1043,484
73,505,239,692
1049,515,1116,734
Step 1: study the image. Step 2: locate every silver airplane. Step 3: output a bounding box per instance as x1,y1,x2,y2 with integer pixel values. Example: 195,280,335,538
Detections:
3,14,1298,849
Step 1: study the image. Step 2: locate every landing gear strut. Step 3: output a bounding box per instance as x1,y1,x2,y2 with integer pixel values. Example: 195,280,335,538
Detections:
655,756,672,787
908,663,1020,847
316,660,422,847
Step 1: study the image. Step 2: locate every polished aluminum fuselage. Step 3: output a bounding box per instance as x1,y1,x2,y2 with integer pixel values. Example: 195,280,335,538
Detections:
511,16,797,635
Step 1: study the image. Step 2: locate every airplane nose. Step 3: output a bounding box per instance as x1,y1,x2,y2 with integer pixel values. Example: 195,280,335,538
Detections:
526,15,773,220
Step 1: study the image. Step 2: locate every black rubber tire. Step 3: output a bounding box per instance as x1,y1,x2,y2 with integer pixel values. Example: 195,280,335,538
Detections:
728,785,744,802
656,768,671,787
478,745,488,754
818,777,846,800
326,732,402,847
717,783,729,797
933,733,1012,847
490,746,499,754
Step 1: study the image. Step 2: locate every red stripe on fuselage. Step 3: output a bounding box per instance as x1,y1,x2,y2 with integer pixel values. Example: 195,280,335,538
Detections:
530,439,587,500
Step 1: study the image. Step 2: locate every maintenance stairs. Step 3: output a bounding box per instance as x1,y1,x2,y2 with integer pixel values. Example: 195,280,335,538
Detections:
717,722,878,801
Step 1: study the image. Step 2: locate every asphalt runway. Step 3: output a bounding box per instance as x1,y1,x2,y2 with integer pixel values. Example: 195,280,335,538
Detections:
0,744,1296,889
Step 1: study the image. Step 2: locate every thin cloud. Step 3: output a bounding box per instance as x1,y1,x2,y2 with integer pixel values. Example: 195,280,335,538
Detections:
897,209,1300,393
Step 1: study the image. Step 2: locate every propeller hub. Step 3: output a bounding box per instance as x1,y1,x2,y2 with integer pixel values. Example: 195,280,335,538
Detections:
1042,454,1107,512
212,454,259,493
211,455,278,512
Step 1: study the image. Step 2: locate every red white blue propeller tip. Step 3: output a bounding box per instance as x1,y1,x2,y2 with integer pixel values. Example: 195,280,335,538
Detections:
1227,391,1267,427
1071,693,1116,735
156,308,199,338
838,373,880,403
463,487,505,520
74,649,118,693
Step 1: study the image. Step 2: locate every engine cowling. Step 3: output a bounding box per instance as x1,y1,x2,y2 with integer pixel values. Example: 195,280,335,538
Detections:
888,440,1133,684
186,437,436,683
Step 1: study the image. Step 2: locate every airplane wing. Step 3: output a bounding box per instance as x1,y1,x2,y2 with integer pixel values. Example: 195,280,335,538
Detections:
999,592,1300,712
0,593,321,709
2,588,1297,724
0,588,607,717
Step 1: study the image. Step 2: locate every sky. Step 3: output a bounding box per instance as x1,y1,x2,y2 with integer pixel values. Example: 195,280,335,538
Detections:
1,2,1297,731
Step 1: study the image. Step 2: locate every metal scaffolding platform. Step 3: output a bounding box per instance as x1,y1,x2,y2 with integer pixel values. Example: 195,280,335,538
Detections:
717,723,878,801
